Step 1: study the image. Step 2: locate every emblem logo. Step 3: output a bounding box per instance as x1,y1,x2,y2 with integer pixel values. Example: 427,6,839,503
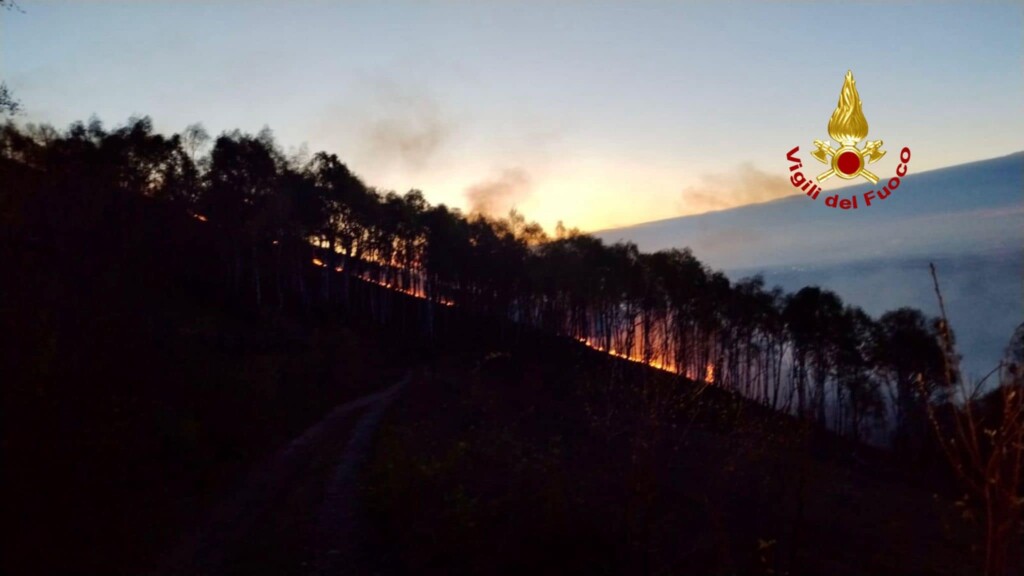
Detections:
811,71,884,184
785,71,912,211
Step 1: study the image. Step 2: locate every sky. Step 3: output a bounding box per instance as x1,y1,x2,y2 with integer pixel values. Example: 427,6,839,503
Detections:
2,1,1021,232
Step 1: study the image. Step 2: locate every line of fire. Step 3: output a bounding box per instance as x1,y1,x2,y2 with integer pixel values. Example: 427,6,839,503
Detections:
272,203,944,447
301,226,719,384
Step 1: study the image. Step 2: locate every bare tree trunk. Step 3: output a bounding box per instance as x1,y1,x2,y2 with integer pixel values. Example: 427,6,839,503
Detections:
252,243,262,308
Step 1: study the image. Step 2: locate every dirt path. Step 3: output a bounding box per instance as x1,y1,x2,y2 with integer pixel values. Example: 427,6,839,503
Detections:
313,374,407,576
154,374,409,576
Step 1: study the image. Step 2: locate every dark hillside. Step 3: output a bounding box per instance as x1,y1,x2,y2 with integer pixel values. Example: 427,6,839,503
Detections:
1,155,409,574
1,118,1019,575
365,336,976,576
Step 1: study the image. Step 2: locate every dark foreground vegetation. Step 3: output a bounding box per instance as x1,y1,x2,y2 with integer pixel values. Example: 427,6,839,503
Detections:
367,336,977,575
1,116,1021,575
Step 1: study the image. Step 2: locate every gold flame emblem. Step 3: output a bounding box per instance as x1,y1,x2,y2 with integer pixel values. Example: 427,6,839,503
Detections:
811,71,885,184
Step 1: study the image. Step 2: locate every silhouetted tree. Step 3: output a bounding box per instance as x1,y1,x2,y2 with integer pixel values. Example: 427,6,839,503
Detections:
876,307,948,453
0,114,972,456
0,83,20,116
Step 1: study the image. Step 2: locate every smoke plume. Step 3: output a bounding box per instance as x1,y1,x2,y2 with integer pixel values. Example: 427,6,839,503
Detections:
679,162,793,214
315,78,455,173
362,94,451,170
466,168,532,216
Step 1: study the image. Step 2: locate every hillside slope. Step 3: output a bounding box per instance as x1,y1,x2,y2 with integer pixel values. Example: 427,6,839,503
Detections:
595,152,1024,377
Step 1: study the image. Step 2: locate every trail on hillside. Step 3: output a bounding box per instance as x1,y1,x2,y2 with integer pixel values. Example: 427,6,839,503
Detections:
154,374,409,576
313,374,408,575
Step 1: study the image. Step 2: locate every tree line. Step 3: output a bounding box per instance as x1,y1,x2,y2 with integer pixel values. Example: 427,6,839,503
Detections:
4,114,1022,574
0,115,1009,452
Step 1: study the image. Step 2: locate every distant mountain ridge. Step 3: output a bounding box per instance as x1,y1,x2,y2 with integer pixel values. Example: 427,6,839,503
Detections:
595,151,1023,378
595,152,1023,271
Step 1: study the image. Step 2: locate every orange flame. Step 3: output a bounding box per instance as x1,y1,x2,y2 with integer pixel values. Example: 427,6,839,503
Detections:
353,272,454,307
572,336,716,384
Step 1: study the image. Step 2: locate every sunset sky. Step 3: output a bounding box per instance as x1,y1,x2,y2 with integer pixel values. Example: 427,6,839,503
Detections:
3,1,1021,232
